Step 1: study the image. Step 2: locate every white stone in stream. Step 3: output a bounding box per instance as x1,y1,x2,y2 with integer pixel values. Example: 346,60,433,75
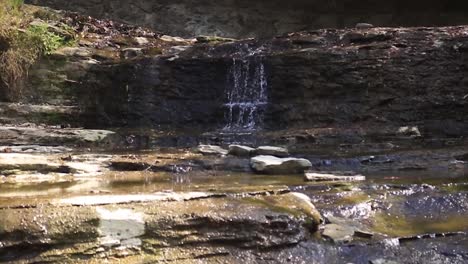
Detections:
255,146,289,157
134,37,149,45
228,145,255,157
197,145,228,155
397,126,421,137
250,155,312,174
304,172,366,182
55,192,213,206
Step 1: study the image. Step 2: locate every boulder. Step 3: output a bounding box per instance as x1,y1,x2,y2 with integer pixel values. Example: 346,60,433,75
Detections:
228,145,255,157
196,145,228,155
254,146,289,157
250,155,312,174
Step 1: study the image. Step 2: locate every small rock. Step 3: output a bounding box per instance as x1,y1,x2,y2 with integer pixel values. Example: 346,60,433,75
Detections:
370,258,399,264
160,35,187,43
304,172,366,182
354,229,374,238
121,48,143,59
133,37,149,45
167,45,190,54
196,145,228,155
53,47,92,58
250,155,312,174
255,146,289,157
355,23,374,29
228,145,255,157
196,35,235,43
397,126,421,137
322,224,355,243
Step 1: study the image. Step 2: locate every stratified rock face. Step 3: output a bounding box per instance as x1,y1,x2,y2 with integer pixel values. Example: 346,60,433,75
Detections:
77,26,467,137
8,10,466,137
26,0,468,38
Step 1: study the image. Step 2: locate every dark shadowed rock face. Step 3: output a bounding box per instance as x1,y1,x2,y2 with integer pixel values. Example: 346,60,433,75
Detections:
26,0,468,38
72,26,467,138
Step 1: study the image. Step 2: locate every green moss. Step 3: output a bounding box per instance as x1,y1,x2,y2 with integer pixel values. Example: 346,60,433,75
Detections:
372,213,468,237
28,112,74,125
26,23,75,55
243,196,303,217
334,193,371,206
143,47,162,56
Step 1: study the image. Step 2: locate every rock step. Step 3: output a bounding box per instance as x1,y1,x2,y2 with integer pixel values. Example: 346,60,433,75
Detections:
304,172,366,182
0,192,321,262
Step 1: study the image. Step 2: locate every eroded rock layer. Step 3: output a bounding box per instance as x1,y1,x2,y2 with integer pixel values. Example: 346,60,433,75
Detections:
26,0,468,38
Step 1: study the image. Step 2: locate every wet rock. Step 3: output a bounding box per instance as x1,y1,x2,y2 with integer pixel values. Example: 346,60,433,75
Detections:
0,193,317,261
455,153,468,162
121,48,143,59
354,229,374,238
0,145,72,153
55,191,216,206
159,35,188,43
370,258,399,264
272,192,323,226
250,155,312,174
52,47,93,58
0,153,63,173
0,126,117,147
322,224,355,243
355,23,374,29
196,157,251,172
196,145,228,155
304,172,366,182
133,37,149,45
397,126,421,138
228,145,255,157
196,35,235,43
254,146,289,157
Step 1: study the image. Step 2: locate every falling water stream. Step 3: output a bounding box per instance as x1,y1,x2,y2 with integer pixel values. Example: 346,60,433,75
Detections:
223,57,268,131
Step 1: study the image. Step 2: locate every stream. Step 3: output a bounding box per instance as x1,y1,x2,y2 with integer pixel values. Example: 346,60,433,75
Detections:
0,142,467,263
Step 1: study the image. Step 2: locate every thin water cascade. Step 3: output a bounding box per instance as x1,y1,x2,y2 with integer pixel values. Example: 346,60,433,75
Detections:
223,57,268,131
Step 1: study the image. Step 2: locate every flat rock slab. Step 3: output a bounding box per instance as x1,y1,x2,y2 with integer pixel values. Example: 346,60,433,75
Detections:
55,191,216,206
0,153,111,179
0,192,320,262
251,155,312,174
196,144,228,155
0,126,117,146
0,145,72,153
322,223,355,243
228,144,255,157
254,146,289,157
305,172,366,182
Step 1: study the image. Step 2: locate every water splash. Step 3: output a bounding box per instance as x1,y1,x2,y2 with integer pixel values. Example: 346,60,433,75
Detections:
223,57,268,131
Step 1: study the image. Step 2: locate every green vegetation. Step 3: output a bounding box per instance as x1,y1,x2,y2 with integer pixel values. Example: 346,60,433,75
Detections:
0,1,76,99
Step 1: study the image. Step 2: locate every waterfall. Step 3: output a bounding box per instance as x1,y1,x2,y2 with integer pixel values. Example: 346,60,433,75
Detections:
223,57,268,131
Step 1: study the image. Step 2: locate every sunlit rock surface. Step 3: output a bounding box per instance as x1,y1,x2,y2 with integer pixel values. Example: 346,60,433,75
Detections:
251,155,312,174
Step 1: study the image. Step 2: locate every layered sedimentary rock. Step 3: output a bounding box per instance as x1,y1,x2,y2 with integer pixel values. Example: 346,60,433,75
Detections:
76,26,468,137
3,11,467,138
26,0,468,38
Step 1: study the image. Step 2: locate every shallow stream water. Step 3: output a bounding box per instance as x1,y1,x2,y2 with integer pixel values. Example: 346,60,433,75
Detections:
1,145,467,263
